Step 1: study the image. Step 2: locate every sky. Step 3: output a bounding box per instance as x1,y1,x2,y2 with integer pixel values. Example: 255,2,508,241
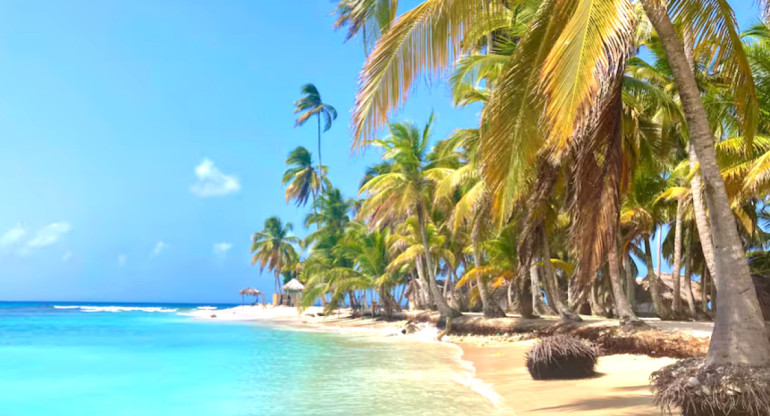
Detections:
0,1,761,304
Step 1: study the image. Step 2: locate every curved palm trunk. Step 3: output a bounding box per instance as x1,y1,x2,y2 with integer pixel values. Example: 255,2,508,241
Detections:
644,237,671,319
642,0,770,366
608,234,639,322
416,204,461,318
473,243,506,318
539,225,581,322
689,147,718,279
671,198,684,317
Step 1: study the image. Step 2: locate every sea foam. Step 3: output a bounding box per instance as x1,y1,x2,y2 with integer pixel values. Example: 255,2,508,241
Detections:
53,305,177,313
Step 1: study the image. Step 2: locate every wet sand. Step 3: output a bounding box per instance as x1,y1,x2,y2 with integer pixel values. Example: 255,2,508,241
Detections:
193,305,690,414
458,340,676,415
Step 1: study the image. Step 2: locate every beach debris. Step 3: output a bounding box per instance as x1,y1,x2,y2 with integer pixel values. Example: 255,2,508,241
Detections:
210,314,217,318
525,335,599,380
401,322,419,335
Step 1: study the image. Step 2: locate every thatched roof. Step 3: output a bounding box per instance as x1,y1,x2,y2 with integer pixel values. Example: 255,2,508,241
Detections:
282,278,304,292
239,287,262,296
636,273,704,303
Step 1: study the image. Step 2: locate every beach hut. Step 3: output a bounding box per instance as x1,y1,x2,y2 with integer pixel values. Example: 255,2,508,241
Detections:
281,278,304,306
239,287,264,306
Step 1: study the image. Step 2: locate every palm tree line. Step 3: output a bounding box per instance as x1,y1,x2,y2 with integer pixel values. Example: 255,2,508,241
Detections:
251,1,770,401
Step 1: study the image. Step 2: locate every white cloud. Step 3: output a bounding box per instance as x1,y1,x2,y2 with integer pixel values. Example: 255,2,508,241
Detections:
190,159,241,197
213,242,232,257
118,254,127,266
0,224,26,247
27,222,72,248
151,241,169,257
62,251,73,262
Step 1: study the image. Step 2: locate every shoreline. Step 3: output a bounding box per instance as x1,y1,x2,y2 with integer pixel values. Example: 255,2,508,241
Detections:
188,305,706,415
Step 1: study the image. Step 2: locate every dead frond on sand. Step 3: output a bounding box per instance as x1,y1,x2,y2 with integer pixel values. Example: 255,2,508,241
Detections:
525,335,599,380
651,358,770,416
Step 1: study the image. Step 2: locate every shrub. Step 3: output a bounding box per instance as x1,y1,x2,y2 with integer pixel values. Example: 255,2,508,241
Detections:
525,335,599,380
651,358,770,416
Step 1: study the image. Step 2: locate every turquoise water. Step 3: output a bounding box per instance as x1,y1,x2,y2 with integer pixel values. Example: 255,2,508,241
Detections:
0,302,498,415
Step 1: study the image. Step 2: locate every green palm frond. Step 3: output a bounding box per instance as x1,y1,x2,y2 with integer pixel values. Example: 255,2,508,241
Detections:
351,0,505,147
669,0,758,141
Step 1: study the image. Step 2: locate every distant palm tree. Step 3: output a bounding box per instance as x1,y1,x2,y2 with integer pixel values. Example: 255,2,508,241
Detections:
251,217,301,294
359,117,461,318
282,146,326,207
294,84,337,187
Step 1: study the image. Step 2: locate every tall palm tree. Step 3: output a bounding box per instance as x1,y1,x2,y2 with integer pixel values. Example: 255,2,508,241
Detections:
294,83,337,187
359,118,462,318
282,146,327,207
350,0,770,369
251,217,301,295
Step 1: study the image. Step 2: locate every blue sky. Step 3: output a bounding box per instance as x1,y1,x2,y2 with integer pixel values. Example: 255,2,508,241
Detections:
0,1,761,303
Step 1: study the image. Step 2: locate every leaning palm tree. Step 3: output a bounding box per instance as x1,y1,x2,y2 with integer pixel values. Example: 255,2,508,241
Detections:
294,83,337,186
282,146,327,207
349,0,770,382
251,217,301,295
359,118,461,318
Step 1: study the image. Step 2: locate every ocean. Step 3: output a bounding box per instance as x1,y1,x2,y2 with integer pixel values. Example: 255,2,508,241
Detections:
0,302,498,415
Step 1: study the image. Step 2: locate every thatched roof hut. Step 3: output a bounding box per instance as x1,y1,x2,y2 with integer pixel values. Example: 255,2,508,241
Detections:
282,278,304,293
239,287,264,305
637,273,704,304
239,287,262,296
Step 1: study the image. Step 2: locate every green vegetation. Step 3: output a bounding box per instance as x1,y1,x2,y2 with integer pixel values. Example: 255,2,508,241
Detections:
252,2,770,414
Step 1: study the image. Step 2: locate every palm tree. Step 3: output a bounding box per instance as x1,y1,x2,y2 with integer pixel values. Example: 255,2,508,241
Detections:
359,118,461,318
294,83,337,186
350,0,770,369
251,217,301,295
333,0,398,55
282,146,327,207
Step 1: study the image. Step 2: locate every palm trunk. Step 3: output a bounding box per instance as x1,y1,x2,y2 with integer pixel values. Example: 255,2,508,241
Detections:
514,246,536,319
689,146,718,280
416,203,461,318
316,113,323,186
656,225,664,279
701,265,710,315
671,198,684,317
642,0,770,365
530,264,553,315
643,237,670,319
683,226,698,318
414,255,432,308
539,225,582,321
624,254,636,309
473,242,506,318
609,234,639,322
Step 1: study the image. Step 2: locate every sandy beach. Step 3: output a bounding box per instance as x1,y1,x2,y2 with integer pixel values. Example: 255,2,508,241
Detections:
191,305,701,415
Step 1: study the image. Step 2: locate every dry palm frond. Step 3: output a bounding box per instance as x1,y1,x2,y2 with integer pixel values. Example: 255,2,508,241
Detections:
651,358,770,416
570,69,625,288
526,335,599,380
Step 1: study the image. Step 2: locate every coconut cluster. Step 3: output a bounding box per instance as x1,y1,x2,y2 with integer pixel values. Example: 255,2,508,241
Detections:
525,335,599,380
651,358,770,416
